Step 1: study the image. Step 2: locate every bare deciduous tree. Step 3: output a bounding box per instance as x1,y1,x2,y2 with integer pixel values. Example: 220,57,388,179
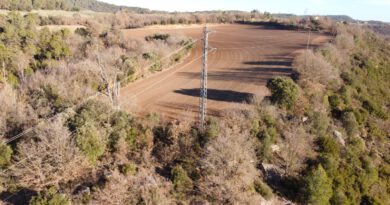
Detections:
13,51,31,83
95,45,124,108
91,169,173,205
9,120,89,190
279,126,314,175
293,50,341,87
199,123,262,203
0,82,37,137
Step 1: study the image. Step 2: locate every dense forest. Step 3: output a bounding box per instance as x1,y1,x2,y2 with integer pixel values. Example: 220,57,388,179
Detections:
0,4,389,205
0,0,149,13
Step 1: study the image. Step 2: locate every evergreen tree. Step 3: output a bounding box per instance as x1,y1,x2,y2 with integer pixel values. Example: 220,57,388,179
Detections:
305,165,333,205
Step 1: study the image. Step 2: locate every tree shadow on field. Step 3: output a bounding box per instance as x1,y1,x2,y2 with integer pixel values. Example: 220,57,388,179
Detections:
178,65,292,85
178,55,294,85
243,60,292,67
0,189,37,205
174,88,254,103
236,21,301,30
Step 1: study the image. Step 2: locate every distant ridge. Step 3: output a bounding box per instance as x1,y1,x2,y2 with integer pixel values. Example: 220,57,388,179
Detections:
0,0,149,13
71,0,149,13
320,15,355,22
273,13,355,22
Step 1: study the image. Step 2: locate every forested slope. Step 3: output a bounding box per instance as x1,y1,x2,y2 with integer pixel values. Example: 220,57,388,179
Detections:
0,8,389,205
0,0,148,13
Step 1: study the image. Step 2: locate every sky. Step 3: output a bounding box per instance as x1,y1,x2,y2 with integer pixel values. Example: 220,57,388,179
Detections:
99,0,390,22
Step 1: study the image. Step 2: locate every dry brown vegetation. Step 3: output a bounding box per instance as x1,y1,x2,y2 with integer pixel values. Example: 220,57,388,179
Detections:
10,120,89,190
198,119,261,204
293,50,341,87
0,6,389,205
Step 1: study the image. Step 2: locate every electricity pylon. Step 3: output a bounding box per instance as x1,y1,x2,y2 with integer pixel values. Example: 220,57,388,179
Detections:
199,25,210,131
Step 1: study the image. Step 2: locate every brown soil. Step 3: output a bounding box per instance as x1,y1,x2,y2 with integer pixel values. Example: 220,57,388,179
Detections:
121,24,329,120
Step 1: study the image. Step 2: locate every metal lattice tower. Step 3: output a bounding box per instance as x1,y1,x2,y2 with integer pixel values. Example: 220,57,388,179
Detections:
199,25,209,131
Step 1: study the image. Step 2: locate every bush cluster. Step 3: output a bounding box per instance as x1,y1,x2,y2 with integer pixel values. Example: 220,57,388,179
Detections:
29,187,70,205
254,180,273,200
171,165,193,198
75,123,105,164
0,144,13,168
304,165,333,205
145,33,170,42
266,77,299,109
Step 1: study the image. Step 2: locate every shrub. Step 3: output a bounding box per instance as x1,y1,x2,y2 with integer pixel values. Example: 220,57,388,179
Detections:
319,153,339,177
266,77,299,109
143,52,162,72
367,122,387,141
108,111,138,152
362,99,388,120
330,189,350,205
171,165,193,197
258,131,272,162
119,163,137,175
304,165,333,205
341,111,359,136
145,33,170,42
40,85,69,114
328,94,342,111
352,108,368,126
0,144,12,168
146,112,160,127
69,100,112,131
7,72,19,88
335,33,355,50
317,136,340,157
203,118,220,143
75,27,91,37
37,30,71,61
125,128,138,150
108,130,125,153
320,44,349,67
317,137,340,175
266,127,278,142
340,72,355,85
263,114,276,128
328,94,345,119
340,86,352,106
29,187,70,205
254,179,273,200
110,111,133,130
121,57,139,79
71,7,81,12
311,112,330,138
76,124,105,164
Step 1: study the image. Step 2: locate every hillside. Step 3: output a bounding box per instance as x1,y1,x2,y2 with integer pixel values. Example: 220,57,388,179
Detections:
0,3,389,205
273,14,356,22
0,0,149,13
366,22,390,37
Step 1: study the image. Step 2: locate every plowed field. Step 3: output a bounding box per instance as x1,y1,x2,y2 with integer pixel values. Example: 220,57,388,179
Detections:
121,24,328,120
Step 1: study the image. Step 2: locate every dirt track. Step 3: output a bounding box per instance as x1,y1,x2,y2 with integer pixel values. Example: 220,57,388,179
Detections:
121,24,328,120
